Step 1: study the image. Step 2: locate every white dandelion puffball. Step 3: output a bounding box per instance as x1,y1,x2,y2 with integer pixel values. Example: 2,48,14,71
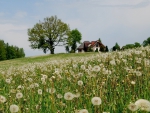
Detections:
128,103,138,111
78,80,83,86
16,92,23,99
10,104,19,113
5,78,11,84
64,92,74,100
57,94,63,99
135,99,150,111
38,89,42,95
79,109,89,113
92,65,100,72
0,95,7,103
91,97,102,105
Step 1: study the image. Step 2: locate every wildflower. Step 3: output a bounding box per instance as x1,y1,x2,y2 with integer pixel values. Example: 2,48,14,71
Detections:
10,104,19,113
131,81,136,85
34,83,39,87
74,92,80,98
135,99,150,111
57,94,63,99
78,73,83,77
16,92,23,99
110,60,116,65
80,65,86,70
5,78,11,84
0,95,6,103
91,97,102,105
79,109,89,113
41,74,48,79
64,92,74,100
135,71,142,76
38,89,42,95
78,80,83,86
92,65,100,72
17,85,24,89
46,88,56,94
128,103,138,111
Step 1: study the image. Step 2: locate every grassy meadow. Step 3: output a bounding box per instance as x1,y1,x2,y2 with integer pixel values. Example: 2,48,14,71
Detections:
0,46,150,113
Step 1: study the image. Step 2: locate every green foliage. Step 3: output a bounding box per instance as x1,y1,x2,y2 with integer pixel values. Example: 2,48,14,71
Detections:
112,42,120,51
0,40,6,60
0,40,25,61
105,46,109,52
123,42,141,50
134,42,141,48
67,29,82,53
28,15,70,54
143,37,150,47
65,46,70,53
98,38,102,42
87,46,93,52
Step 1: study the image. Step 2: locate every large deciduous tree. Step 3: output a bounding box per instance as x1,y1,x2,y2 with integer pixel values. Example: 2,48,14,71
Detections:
143,37,150,47
28,16,70,54
67,29,82,53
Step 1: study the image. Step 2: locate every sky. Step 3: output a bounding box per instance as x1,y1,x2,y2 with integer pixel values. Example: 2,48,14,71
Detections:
0,0,150,57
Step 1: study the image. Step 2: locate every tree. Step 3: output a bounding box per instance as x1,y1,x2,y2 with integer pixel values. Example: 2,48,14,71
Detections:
0,40,6,60
67,29,82,53
98,38,102,42
105,46,109,52
112,42,120,51
65,45,70,53
143,37,150,47
134,42,141,48
28,16,70,54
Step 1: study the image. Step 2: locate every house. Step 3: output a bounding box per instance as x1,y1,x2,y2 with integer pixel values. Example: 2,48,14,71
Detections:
77,40,106,52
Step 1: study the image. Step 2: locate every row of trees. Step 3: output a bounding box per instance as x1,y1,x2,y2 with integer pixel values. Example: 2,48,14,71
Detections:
28,16,82,54
112,37,150,51
0,40,25,61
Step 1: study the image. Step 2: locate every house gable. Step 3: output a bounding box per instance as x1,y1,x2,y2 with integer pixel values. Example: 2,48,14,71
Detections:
77,40,105,52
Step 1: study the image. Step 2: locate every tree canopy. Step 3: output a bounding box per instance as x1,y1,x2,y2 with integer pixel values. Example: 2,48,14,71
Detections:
143,37,150,47
67,29,82,53
0,40,25,61
28,16,70,54
112,42,120,51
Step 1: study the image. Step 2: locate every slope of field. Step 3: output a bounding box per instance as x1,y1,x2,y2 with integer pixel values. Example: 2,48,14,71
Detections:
0,47,150,113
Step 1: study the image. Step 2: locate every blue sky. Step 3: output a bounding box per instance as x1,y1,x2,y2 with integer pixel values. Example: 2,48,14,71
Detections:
0,0,150,57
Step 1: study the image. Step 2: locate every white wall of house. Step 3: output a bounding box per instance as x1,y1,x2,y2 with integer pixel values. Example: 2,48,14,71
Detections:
92,45,100,51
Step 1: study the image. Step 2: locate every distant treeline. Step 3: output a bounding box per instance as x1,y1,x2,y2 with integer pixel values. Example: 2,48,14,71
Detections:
0,40,25,61
112,37,150,51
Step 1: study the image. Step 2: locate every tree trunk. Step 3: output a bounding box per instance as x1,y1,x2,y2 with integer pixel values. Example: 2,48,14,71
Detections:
50,48,54,54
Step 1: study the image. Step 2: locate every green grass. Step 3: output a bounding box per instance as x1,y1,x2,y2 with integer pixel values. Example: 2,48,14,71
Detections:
0,52,97,70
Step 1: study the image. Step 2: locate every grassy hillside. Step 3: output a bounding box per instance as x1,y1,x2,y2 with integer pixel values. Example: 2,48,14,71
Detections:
1,47,150,113
0,52,97,71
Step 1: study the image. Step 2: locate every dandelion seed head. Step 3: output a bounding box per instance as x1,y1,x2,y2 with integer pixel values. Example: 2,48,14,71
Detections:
135,99,150,111
91,97,102,105
128,103,138,111
64,92,74,100
0,95,6,103
10,104,19,113
78,80,83,86
16,92,23,99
